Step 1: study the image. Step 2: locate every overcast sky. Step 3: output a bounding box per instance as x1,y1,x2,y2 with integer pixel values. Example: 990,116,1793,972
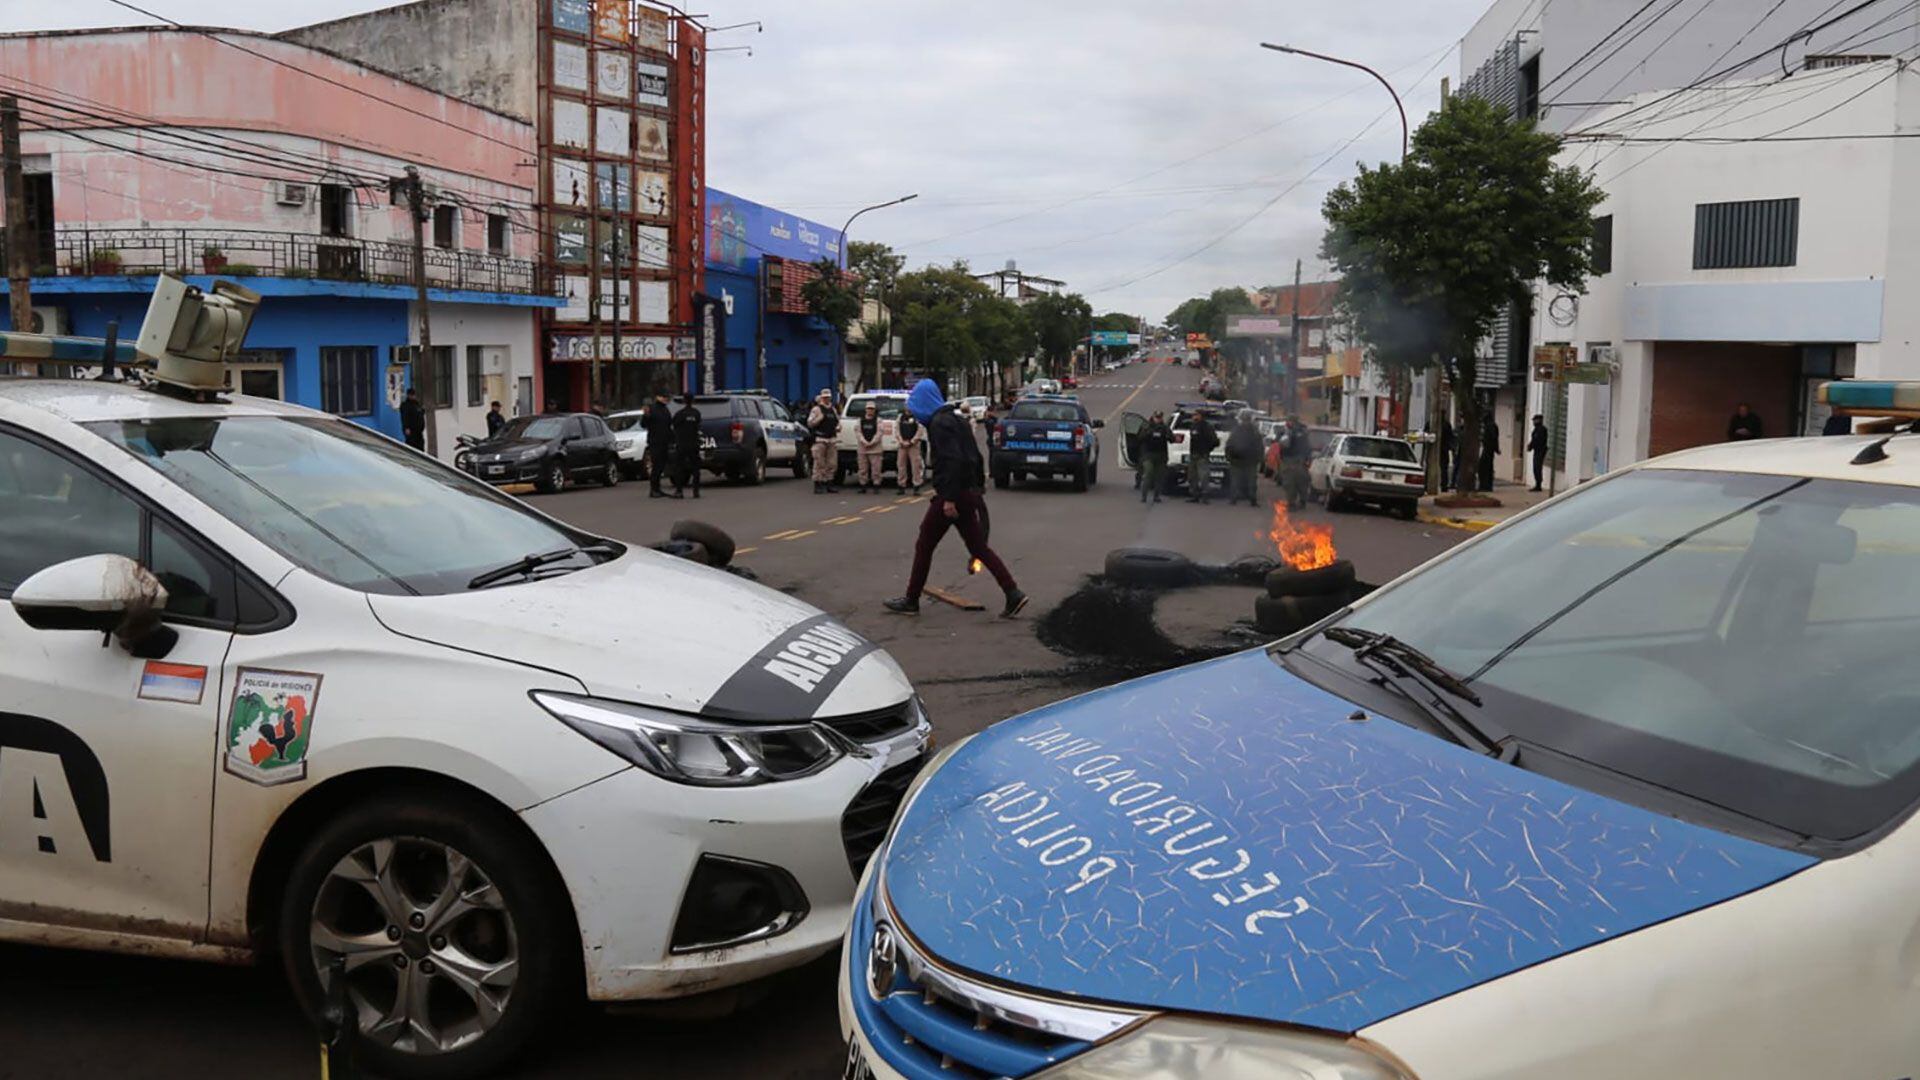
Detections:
1,0,1489,321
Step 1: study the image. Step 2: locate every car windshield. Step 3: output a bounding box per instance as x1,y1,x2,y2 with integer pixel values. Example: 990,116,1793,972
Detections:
89,416,607,597
1310,467,1920,843
501,416,568,441
1010,402,1083,422
1343,436,1416,462
848,398,905,419
606,414,645,432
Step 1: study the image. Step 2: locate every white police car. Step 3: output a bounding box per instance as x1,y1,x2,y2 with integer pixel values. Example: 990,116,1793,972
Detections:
843,383,1920,1079
0,277,928,1078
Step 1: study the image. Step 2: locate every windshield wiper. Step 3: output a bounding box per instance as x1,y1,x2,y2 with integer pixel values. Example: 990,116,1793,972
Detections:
1322,626,1518,762
467,541,620,590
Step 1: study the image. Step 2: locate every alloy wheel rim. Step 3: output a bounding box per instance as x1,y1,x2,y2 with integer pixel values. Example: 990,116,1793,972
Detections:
309,837,519,1056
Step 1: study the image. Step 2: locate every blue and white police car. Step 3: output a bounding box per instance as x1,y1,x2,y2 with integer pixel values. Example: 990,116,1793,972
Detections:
990,395,1103,492
842,383,1920,1079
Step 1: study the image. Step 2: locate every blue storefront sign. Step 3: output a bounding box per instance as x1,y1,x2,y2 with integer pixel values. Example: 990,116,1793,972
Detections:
706,187,843,271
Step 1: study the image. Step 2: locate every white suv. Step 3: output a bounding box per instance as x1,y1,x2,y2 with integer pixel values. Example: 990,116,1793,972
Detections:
0,378,927,1077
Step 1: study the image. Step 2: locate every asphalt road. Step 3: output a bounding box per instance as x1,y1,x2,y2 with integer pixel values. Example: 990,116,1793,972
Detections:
0,359,1468,1080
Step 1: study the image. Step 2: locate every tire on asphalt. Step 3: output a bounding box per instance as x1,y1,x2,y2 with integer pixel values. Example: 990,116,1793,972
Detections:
670,520,736,568
601,461,620,488
535,459,566,495
275,791,578,1080
1395,499,1419,521
993,471,1010,490
1265,560,1355,599
1072,465,1089,493
1254,592,1344,636
1103,547,1198,588
792,447,810,478
653,538,712,565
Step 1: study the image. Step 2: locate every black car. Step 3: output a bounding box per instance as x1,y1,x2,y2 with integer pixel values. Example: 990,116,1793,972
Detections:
457,412,620,493
686,391,809,485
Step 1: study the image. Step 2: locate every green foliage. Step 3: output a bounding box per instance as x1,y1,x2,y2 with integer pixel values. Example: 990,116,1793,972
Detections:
848,241,905,301
1025,291,1092,371
1164,288,1255,343
1320,94,1603,491
801,258,864,340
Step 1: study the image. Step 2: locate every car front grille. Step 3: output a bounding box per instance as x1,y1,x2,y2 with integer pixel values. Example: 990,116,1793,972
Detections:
816,699,919,744
841,759,923,879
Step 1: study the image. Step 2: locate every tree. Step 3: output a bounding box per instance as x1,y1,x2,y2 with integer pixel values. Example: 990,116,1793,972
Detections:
1321,94,1602,495
892,262,994,385
802,257,864,389
1092,311,1139,363
848,240,905,301
1025,291,1092,374
1165,289,1256,346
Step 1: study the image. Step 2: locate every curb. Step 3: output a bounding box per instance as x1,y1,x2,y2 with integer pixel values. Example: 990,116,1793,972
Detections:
1416,513,1496,533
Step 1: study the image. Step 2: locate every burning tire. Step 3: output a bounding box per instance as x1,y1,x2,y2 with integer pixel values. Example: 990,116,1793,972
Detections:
1266,560,1355,599
1103,548,1198,588
1255,593,1344,636
670,520,736,568
652,539,711,565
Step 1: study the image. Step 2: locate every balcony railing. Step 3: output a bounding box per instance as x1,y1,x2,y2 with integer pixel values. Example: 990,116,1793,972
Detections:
20,227,559,298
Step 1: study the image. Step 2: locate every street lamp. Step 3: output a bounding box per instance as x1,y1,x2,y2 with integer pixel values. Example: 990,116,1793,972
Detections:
837,193,918,392
1260,43,1408,160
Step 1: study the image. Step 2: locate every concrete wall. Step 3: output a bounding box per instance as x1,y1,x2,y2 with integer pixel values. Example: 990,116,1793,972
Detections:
413,301,541,454
281,0,537,123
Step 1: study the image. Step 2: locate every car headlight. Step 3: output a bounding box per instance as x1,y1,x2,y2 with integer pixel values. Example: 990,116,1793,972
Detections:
531,691,846,786
1035,1016,1414,1079
517,446,547,461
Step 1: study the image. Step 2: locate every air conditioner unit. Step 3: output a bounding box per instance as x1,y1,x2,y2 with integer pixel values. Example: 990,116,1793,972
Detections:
28,306,67,335
276,182,309,207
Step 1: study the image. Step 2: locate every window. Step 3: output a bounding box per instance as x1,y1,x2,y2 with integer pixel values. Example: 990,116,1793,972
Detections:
320,347,375,417
319,183,352,238
1342,436,1416,462
430,345,454,411
1009,402,1085,422
487,214,509,255
433,205,457,249
1693,197,1798,269
1520,54,1541,121
466,345,485,407
1592,214,1613,275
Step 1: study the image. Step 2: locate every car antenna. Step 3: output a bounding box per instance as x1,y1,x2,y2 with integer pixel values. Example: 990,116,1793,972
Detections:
95,319,119,381
1852,435,1893,466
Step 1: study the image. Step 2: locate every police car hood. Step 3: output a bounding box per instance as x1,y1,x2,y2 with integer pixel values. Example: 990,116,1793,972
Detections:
880,648,1813,1033
367,548,913,720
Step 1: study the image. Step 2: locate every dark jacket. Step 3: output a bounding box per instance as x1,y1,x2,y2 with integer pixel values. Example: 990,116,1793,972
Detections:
897,415,921,444
486,409,506,438
1728,412,1764,440
1189,419,1219,458
1481,417,1501,457
671,404,703,453
926,405,983,499
1281,423,1312,463
643,402,673,448
1529,422,1549,454
1141,420,1171,462
1823,412,1852,436
808,402,840,438
1226,420,1263,463
400,398,425,438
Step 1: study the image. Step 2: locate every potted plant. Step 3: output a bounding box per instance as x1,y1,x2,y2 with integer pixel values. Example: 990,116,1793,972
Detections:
87,248,123,275
201,245,228,273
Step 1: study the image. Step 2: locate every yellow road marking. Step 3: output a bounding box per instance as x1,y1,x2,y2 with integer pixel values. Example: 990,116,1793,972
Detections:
823,515,863,525
1104,361,1164,425
872,505,898,513
893,496,917,505
763,529,801,540
783,530,817,540
734,547,758,556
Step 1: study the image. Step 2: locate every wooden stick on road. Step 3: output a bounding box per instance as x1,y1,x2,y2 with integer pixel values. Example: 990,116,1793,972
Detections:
923,586,986,611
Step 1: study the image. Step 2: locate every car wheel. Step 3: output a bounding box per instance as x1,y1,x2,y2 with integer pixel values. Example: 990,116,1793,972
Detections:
744,445,767,486
1266,560,1356,599
1072,465,1089,493
1088,463,1099,487
536,460,565,494
601,460,619,488
1013,470,1027,485
670,519,736,568
1396,499,1420,521
792,448,810,478
993,471,1010,490
1103,547,1197,588
277,794,576,1080
1326,488,1347,512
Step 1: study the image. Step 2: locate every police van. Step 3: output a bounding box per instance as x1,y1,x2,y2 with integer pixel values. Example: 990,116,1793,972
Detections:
0,276,929,1078
844,385,1920,1079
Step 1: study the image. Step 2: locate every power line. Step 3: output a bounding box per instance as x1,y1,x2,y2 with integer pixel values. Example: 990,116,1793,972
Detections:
1532,0,1666,99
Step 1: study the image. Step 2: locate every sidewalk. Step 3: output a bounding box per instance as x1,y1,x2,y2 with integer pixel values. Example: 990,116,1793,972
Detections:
1417,479,1553,533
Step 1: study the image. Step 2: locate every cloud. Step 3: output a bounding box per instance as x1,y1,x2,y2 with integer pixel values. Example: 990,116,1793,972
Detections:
8,0,1487,321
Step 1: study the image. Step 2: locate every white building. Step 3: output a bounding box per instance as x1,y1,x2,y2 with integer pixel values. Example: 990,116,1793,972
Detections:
1458,0,1920,483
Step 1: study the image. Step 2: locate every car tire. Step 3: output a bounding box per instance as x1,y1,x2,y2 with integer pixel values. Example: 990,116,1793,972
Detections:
276,793,577,1080
1103,547,1197,588
536,460,565,495
1013,470,1027,485
792,447,810,478
1266,560,1355,599
601,460,619,487
1088,463,1099,487
1326,488,1347,512
1254,593,1344,637
670,519,736,568
744,445,767,486
1396,499,1420,521
993,471,1010,490
654,538,711,564
1072,465,1089,493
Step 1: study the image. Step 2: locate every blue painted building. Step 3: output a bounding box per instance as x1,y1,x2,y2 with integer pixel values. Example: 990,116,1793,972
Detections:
705,187,844,405
3,276,559,442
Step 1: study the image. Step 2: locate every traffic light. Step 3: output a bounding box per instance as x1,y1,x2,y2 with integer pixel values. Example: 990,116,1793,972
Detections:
136,273,261,392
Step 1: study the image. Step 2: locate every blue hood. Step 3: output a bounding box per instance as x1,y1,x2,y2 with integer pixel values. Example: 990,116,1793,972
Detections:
881,649,1812,1033
907,378,945,422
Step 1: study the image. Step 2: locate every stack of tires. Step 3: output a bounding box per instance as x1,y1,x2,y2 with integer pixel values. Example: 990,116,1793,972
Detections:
1254,559,1354,637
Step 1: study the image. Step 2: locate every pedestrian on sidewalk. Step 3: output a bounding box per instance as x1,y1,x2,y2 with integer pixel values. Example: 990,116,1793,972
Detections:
884,379,1028,619
1139,411,1171,504
643,391,673,498
806,388,840,494
895,409,927,494
855,402,885,494
486,400,507,439
670,393,703,499
1225,408,1263,506
1280,414,1312,510
1439,417,1455,487
1529,413,1549,492
1478,411,1501,492
1185,411,1219,504
400,389,426,451
1727,402,1764,442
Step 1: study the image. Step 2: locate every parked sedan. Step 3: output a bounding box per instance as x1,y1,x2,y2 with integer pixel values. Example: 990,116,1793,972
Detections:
606,409,651,478
1310,432,1425,518
457,412,621,493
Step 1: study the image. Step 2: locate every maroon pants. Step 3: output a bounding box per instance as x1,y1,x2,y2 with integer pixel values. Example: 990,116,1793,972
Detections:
906,491,1016,600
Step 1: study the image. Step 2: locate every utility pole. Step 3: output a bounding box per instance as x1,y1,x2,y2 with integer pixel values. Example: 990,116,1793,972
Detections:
610,225,622,409
1288,259,1302,417
401,166,439,458
2,96,31,339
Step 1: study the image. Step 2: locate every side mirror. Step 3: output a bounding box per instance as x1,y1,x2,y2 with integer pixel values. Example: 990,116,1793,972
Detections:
1091,419,1106,429
12,554,178,659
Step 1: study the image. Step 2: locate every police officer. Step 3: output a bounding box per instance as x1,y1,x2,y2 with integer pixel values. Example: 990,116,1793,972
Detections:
1280,414,1312,510
806,388,841,494
1139,411,1171,504
1224,408,1264,506
855,402,885,494
896,408,927,495
642,391,673,498
670,393,703,499
1185,410,1219,504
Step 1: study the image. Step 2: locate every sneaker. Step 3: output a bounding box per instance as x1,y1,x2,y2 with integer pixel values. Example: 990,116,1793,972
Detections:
1001,589,1031,619
883,596,921,615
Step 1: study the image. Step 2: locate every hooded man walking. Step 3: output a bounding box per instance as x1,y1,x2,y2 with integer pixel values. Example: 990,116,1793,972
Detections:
884,379,1028,619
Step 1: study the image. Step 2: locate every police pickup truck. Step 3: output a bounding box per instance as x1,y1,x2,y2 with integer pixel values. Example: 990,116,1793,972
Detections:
989,395,1102,492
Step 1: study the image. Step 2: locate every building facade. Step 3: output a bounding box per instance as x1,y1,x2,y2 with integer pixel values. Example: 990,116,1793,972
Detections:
0,27,558,450
703,186,845,403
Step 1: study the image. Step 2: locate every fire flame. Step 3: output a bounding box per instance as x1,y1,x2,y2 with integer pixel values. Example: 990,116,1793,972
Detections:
969,558,984,575
1265,502,1338,571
